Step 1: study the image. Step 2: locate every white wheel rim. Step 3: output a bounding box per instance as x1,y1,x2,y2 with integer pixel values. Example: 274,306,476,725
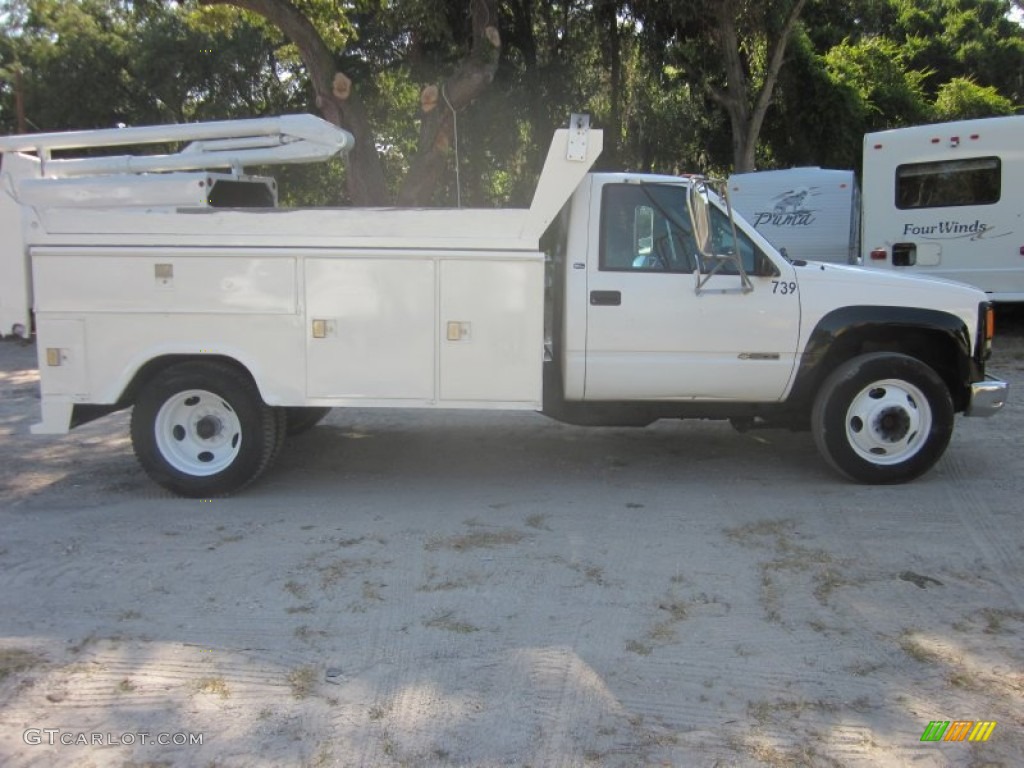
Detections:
154,389,242,476
844,378,932,465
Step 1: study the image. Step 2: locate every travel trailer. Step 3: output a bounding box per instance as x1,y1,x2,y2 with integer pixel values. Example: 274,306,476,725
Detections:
727,168,858,264
860,115,1024,302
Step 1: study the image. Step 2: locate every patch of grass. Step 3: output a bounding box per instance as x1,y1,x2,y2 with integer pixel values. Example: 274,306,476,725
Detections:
978,607,1024,635
812,566,852,604
286,604,315,614
625,639,652,656
68,633,97,655
361,581,385,602
193,677,230,698
525,514,550,530
418,571,483,592
118,610,142,621
761,572,782,623
570,562,607,587
116,678,137,693
764,541,836,574
658,600,688,621
724,518,796,545
294,625,329,642
846,660,885,677
746,742,843,768
304,741,332,768
730,519,852,621
647,621,677,643
949,671,977,690
335,536,365,548
318,558,373,588
0,649,45,681
283,580,308,599
425,529,527,552
747,697,839,726
423,611,478,634
288,666,317,699
898,632,941,664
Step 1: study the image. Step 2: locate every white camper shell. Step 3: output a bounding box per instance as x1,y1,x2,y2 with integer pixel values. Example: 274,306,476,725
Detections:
727,168,859,264
861,115,1024,302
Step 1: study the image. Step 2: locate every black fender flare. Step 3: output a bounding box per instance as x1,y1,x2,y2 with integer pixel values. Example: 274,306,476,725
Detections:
787,305,977,412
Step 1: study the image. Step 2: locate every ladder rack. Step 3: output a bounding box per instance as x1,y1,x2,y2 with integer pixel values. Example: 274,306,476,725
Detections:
0,114,353,177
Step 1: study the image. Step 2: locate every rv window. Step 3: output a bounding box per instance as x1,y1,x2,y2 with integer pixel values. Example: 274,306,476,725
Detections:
895,157,1000,210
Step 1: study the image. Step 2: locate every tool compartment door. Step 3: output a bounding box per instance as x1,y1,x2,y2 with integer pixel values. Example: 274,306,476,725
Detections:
305,257,435,401
439,257,544,405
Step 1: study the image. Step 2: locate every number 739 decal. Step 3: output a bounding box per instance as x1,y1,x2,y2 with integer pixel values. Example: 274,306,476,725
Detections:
772,280,798,295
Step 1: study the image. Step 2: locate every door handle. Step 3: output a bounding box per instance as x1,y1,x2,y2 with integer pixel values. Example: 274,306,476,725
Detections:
590,290,621,306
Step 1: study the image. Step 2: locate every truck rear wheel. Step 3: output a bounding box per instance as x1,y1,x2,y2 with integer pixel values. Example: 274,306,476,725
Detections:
811,352,953,484
284,406,332,436
130,361,280,497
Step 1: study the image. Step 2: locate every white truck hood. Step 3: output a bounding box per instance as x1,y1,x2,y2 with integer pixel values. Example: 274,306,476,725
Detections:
794,260,985,338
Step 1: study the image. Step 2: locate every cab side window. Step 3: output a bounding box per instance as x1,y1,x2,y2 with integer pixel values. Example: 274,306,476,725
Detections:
709,207,767,275
600,184,697,273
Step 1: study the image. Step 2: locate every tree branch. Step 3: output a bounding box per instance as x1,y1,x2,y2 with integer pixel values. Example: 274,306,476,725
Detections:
199,0,388,204
398,0,501,205
750,0,808,134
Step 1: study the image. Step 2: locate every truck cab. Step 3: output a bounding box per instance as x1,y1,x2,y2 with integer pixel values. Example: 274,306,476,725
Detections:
543,169,1006,488
556,174,799,404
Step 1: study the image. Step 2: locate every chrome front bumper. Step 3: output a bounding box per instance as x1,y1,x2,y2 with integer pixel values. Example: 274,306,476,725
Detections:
965,375,1008,418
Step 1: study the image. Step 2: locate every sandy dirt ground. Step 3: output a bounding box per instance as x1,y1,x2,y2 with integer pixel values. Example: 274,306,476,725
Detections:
0,319,1022,768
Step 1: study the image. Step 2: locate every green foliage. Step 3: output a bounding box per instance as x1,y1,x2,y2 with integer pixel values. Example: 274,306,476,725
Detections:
2,0,1022,202
933,76,1016,119
0,0,301,133
824,37,932,129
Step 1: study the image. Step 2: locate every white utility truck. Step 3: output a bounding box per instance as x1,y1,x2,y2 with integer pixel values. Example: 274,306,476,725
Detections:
0,114,1008,496
861,115,1024,301
727,167,859,264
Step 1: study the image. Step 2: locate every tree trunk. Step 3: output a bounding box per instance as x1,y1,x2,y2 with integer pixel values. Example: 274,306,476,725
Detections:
397,0,501,205
709,0,808,173
596,0,622,167
200,0,389,205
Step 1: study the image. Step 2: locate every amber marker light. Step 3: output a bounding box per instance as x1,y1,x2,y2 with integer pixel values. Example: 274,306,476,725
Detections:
982,304,996,359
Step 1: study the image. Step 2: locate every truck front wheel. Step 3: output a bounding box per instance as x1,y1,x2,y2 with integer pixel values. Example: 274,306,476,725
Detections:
130,361,280,497
811,352,954,484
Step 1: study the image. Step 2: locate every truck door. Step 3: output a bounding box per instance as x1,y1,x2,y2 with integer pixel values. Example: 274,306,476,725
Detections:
583,182,801,402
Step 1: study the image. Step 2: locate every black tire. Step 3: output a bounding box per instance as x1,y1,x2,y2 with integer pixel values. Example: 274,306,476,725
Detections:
284,406,332,436
130,361,280,497
269,407,288,462
811,352,954,484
